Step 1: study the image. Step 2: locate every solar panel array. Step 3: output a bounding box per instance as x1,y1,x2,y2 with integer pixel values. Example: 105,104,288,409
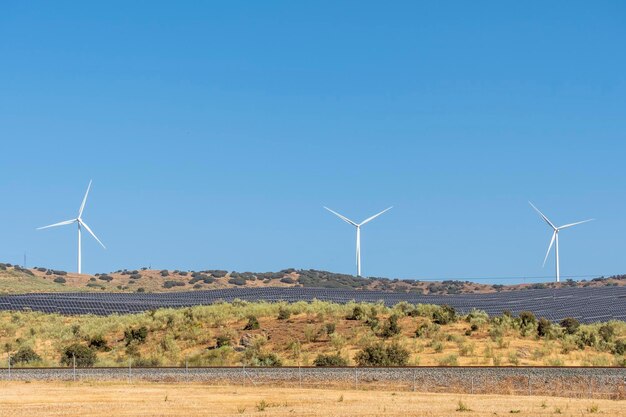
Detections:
0,286,624,322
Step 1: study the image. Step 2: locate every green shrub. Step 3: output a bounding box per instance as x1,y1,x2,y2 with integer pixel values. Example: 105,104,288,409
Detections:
432,305,456,325
437,354,458,366
346,306,365,320
365,315,379,331
228,277,246,286
53,277,66,284
379,314,402,338
12,346,41,364
277,307,291,320
215,335,231,348
324,323,336,335
613,339,626,356
124,326,148,346
354,342,409,366
599,324,615,343
243,315,260,330
250,352,282,367
537,318,552,337
163,280,185,289
88,335,110,351
415,321,440,338
60,344,96,367
313,353,348,366
518,311,536,327
559,317,580,334
577,328,599,349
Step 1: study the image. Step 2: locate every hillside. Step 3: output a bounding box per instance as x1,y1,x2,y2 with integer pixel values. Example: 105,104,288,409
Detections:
2,301,625,368
1,262,625,295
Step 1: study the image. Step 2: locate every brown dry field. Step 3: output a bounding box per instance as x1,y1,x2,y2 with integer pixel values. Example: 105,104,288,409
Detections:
0,382,623,417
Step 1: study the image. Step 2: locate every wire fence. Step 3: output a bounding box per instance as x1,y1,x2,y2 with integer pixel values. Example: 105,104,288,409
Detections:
2,366,625,399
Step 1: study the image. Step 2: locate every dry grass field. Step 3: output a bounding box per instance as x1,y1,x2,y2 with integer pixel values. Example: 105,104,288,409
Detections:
0,381,623,417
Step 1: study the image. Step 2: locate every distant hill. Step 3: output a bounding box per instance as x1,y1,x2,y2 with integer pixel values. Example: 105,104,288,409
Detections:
1,262,624,295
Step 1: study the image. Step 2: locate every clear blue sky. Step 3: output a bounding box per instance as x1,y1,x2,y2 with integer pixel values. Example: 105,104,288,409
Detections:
1,2,625,282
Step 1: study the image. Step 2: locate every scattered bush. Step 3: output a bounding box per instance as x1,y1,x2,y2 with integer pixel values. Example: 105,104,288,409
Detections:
249,352,282,367
243,316,260,330
437,354,459,366
124,326,148,345
98,274,113,282
160,270,169,277
215,335,231,348
599,324,615,343
415,322,440,338
537,318,552,337
53,277,66,284
346,305,365,321
354,342,409,366
433,305,456,325
60,344,96,367
88,335,109,351
228,277,246,286
379,314,402,338
163,280,185,289
613,339,626,356
12,346,41,364
559,317,580,335
277,307,291,320
313,353,348,366
518,311,537,327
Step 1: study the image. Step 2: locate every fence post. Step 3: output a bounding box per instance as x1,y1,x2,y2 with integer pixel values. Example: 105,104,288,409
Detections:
7,354,10,380
470,375,473,395
299,365,302,389
528,374,532,396
128,359,131,384
72,354,76,382
242,365,245,387
185,356,188,381
589,376,593,399
354,367,358,390
413,369,416,392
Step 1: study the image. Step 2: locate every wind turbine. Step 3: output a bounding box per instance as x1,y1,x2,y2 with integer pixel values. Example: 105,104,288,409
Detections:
37,180,106,274
529,202,593,283
324,206,392,277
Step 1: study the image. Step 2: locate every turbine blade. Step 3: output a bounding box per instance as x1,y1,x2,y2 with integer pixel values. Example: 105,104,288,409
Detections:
558,218,595,230
542,231,556,267
78,180,93,218
79,220,106,249
359,206,393,226
323,207,358,227
37,219,77,230
529,201,557,230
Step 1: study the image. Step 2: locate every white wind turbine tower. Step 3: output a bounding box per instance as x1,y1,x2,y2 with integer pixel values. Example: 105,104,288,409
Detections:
324,206,392,277
529,202,594,283
37,180,106,274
